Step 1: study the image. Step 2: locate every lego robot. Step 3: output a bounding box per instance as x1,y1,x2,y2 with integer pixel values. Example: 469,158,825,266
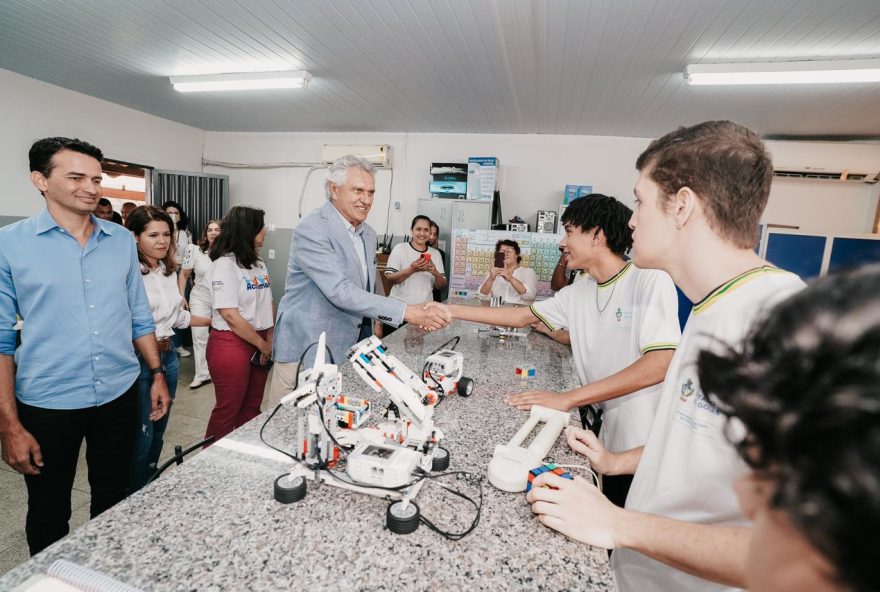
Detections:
273,334,455,534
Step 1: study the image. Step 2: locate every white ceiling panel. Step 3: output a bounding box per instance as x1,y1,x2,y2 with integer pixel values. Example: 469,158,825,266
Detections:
0,0,878,138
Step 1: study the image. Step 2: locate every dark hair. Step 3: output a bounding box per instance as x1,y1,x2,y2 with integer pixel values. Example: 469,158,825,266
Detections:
697,266,880,592
495,239,522,264
197,219,221,253
637,121,771,249
429,221,439,232
561,194,633,257
411,215,431,229
28,137,103,178
210,206,265,269
161,200,189,232
126,206,177,276
98,198,112,207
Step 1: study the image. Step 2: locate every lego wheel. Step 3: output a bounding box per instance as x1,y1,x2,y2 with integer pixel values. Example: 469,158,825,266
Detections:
457,377,474,397
432,446,450,472
274,474,306,504
386,501,420,534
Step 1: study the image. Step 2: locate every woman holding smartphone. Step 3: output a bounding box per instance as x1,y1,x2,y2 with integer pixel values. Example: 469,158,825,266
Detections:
126,206,210,490
479,239,538,305
204,206,274,443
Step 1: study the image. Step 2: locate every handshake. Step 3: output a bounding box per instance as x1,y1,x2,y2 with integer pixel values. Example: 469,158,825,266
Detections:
403,301,452,331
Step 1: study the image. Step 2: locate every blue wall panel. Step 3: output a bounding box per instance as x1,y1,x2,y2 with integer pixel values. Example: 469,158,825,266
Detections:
765,233,826,280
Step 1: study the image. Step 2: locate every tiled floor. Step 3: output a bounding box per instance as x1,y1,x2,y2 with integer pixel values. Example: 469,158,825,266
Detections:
0,354,216,576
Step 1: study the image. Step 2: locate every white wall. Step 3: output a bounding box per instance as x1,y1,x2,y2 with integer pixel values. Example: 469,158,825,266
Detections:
0,68,205,217
205,131,880,236
204,131,654,233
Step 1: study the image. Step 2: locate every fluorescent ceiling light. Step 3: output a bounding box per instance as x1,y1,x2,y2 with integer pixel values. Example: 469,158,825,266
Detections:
170,70,312,92
684,59,880,85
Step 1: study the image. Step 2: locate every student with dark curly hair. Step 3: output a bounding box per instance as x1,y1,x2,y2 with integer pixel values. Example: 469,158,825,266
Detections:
697,266,880,592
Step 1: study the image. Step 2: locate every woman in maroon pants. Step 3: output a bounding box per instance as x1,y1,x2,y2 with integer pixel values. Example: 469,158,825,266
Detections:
204,206,274,442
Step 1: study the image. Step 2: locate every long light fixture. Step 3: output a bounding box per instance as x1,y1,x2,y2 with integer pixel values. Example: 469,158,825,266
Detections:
684,59,880,85
170,70,312,92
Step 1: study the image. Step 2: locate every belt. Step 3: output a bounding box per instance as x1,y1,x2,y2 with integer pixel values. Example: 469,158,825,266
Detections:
157,338,173,353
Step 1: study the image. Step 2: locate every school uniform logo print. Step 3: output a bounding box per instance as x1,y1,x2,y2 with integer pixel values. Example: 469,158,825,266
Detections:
244,274,271,291
615,307,622,321
679,378,695,402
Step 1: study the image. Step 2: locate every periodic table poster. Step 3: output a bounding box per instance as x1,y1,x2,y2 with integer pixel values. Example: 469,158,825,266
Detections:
449,229,565,299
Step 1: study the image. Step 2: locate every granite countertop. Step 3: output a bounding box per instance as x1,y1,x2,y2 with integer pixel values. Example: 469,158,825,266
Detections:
0,313,613,591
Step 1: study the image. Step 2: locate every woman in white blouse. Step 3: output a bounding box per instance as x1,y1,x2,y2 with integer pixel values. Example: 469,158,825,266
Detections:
478,239,538,305
127,206,210,490
204,206,274,443
179,219,220,389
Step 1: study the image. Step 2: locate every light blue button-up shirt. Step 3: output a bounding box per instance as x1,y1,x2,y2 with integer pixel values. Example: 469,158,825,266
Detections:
0,208,155,409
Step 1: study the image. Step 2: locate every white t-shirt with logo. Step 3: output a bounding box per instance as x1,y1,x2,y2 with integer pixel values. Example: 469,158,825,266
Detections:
182,244,213,295
613,267,804,592
385,242,445,305
209,254,274,331
531,262,680,451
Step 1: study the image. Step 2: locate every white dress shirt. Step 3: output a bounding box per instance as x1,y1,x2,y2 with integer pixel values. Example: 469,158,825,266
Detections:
141,263,191,339
332,205,368,287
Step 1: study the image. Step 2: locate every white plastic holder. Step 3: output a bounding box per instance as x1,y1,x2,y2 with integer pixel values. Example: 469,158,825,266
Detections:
487,405,570,492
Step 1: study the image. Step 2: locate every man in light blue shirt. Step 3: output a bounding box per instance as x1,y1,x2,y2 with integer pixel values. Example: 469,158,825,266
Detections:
0,137,170,555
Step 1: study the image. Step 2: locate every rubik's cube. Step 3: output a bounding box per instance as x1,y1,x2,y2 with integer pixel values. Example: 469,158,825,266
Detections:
526,463,574,492
515,366,536,378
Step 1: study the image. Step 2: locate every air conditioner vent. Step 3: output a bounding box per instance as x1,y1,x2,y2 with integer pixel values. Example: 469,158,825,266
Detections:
773,169,878,184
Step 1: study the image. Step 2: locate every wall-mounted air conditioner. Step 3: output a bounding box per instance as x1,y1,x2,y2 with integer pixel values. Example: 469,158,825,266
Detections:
321,145,391,168
767,140,880,184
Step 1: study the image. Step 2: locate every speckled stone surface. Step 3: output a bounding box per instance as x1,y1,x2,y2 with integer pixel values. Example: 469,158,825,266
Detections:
0,313,613,591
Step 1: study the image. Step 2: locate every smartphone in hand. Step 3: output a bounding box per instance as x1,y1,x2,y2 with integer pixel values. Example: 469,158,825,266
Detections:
250,350,273,370
494,251,505,268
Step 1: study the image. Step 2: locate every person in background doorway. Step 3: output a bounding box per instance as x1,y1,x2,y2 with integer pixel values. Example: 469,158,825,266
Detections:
427,220,448,302
126,206,210,490
204,206,274,443
121,201,137,226
161,200,192,358
478,239,538,305
179,219,220,389
697,266,879,592
0,137,169,555
95,198,114,221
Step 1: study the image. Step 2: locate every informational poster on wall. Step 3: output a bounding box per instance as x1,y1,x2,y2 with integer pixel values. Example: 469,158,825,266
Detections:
449,228,564,299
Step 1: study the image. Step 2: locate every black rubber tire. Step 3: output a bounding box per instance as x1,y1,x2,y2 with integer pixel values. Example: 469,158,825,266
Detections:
274,474,307,504
457,377,474,397
386,501,420,534
431,446,450,472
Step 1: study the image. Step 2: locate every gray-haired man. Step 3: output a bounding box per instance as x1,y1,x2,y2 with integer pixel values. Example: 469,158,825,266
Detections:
268,156,448,404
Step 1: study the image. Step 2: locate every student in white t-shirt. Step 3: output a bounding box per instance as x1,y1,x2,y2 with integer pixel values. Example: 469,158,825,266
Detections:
525,121,806,592
384,215,447,305
696,267,880,592
441,194,680,508
204,206,274,443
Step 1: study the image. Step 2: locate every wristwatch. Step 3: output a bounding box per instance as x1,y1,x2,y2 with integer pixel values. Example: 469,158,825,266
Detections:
149,365,166,376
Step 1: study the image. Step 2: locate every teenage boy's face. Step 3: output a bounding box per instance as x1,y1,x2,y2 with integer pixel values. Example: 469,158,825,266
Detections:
559,223,593,270
735,474,839,592
629,168,678,271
